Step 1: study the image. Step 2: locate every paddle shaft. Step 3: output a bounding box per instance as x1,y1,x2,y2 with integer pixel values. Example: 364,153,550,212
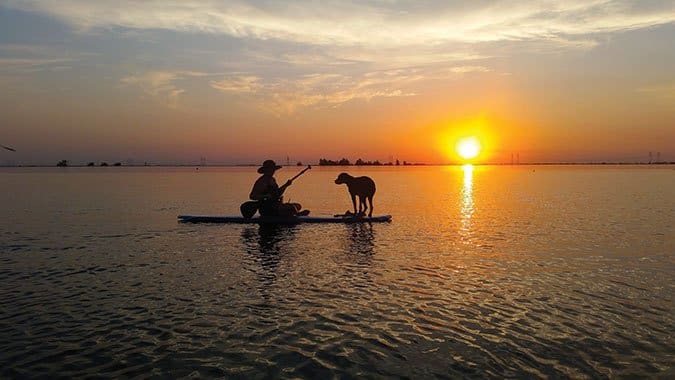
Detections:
276,165,311,199
287,165,311,183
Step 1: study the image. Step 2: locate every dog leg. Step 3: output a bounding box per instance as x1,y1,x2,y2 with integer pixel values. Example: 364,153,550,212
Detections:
359,195,368,216
351,193,357,215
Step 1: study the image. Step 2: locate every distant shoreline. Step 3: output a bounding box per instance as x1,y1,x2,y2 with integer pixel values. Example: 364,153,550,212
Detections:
1,162,673,168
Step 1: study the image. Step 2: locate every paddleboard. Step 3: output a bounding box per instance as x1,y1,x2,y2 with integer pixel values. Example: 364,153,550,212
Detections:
178,214,392,224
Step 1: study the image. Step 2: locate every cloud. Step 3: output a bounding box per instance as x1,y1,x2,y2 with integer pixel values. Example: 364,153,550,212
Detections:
0,58,72,69
448,66,490,74
208,66,495,115
3,1,674,47
120,70,208,107
120,64,482,114
210,75,263,93
0,44,60,55
5,1,672,114
121,71,178,95
216,73,373,115
0,44,75,73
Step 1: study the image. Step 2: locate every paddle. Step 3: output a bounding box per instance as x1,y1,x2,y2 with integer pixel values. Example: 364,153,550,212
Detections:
240,201,259,219
240,165,312,218
286,164,312,183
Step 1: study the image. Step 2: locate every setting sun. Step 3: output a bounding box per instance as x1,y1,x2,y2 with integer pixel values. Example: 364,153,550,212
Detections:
456,137,481,160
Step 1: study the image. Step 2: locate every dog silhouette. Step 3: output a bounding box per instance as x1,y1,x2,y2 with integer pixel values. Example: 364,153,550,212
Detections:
334,173,376,217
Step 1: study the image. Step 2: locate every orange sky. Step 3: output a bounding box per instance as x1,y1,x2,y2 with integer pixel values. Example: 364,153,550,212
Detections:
1,2,674,165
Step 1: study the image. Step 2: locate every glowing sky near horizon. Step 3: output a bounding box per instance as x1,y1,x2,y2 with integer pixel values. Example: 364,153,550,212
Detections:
1,1,674,165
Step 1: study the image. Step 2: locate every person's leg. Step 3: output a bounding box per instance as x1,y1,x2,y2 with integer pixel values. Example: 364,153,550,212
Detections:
278,203,309,216
259,200,280,216
277,203,299,216
294,203,309,216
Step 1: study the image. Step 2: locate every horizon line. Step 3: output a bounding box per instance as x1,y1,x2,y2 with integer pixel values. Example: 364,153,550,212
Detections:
2,162,674,168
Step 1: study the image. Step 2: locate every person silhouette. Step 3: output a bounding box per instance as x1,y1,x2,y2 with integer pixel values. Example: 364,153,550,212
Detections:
249,160,309,216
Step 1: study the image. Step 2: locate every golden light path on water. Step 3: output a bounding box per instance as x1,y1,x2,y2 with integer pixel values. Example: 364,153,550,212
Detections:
460,164,474,243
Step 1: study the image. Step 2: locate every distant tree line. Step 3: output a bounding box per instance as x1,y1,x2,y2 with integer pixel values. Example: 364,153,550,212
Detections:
318,158,418,166
57,160,122,167
319,158,352,166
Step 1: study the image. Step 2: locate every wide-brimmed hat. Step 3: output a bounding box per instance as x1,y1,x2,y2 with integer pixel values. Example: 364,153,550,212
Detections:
257,159,282,174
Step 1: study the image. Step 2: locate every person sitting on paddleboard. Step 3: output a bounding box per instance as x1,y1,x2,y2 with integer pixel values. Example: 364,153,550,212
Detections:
249,160,310,217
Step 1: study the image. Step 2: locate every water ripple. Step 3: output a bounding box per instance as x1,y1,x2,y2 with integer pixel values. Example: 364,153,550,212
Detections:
1,166,674,378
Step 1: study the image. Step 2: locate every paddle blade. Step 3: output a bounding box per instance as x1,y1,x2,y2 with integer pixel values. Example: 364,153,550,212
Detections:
240,201,259,218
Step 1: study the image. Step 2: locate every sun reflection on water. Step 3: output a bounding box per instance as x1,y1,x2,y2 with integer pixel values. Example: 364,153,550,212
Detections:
460,164,474,241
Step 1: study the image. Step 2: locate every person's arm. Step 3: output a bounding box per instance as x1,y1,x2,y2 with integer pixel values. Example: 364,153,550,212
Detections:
277,179,293,196
250,176,286,200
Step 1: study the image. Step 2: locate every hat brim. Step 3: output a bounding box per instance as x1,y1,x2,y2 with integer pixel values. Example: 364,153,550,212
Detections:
257,165,282,174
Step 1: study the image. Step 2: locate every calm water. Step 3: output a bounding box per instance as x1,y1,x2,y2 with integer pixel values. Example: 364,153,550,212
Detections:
1,165,673,378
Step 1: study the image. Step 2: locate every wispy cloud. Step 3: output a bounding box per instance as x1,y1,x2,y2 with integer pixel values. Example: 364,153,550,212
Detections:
4,1,673,114
4,1,674,47
0,44,61,54
207,66,493,115
210,75,263,93
448,66,490,74
0,58,72,69
0,44,75,73
120,71,208,107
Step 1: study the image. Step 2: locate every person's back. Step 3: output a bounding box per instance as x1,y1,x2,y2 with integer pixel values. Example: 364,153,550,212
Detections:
250,172,281,216
249,160,308,217
250,173,279,201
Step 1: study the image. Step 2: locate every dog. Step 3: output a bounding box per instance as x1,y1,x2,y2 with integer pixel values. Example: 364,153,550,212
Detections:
334,173,376,217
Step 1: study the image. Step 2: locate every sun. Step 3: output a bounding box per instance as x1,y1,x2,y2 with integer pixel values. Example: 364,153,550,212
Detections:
456,136,481,160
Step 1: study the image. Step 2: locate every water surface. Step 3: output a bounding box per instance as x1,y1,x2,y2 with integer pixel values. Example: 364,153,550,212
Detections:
1,165,673,378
